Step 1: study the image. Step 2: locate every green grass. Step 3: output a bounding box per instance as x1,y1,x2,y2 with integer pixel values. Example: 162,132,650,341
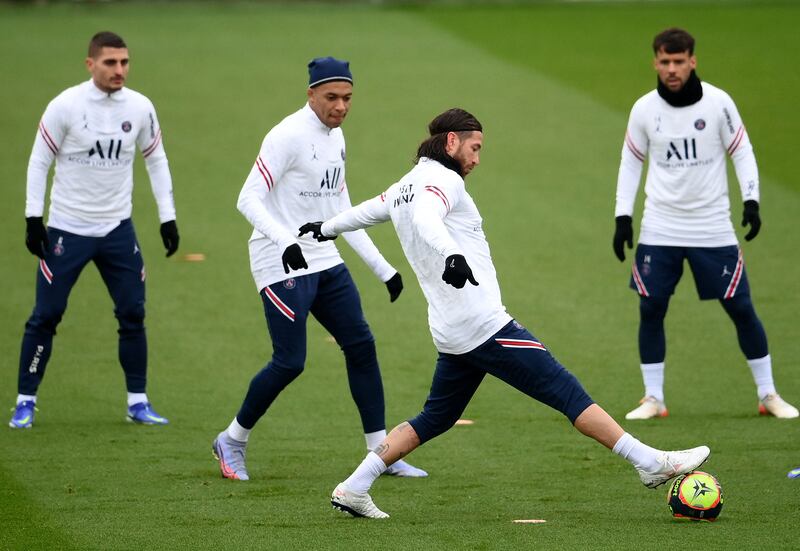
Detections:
1,2,799,549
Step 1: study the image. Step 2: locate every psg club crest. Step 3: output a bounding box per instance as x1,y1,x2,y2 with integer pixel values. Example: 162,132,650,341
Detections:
283,278,296,290
641,263,651,276
694,119,706,130
121,121,132,132
53,236,65,256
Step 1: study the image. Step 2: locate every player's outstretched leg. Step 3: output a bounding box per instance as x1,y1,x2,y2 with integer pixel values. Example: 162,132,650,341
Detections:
212,430,250,481
574,404,709,489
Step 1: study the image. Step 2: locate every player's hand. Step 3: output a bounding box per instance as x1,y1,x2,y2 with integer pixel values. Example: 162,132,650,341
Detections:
160,220,180,257
613,215,633,262
385,272,403,302
298,221,337,241
25,217,49,259
442,254,479,289
281,243,308,274
741,200,761,241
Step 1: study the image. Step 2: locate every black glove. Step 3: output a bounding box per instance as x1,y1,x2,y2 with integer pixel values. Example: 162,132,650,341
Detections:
741,200,761,241
385,272,403,303
442,254,479,289
160,220,180,257
298,221,337,242
25,217,49,259
281,243,308,274
612,215,633,262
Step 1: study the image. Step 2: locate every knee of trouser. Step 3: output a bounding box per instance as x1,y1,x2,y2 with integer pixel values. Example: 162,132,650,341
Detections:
115,301,145,332
342,338,377,367
408,410,458,444
639,296,669,322
723,294,757,322
27,304,66,333
269,351,306,377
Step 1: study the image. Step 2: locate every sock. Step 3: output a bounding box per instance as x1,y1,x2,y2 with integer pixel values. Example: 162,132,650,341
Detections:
612,432,662,473
748,354,776,400
343,451,387,494
641,363,665,402
17,394,36,405
365,429,387,451
127,392,148,407
227,417,251,443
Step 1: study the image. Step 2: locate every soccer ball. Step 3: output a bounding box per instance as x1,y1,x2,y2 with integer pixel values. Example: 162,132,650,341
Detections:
667,471,723,521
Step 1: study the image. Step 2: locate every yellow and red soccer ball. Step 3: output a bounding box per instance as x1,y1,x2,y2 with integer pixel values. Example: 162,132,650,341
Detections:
667,471,723,522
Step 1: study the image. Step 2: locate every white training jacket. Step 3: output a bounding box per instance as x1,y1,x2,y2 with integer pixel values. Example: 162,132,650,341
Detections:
26,79,176,237
237,103,396,290
615,81,759,247
321,158,512,354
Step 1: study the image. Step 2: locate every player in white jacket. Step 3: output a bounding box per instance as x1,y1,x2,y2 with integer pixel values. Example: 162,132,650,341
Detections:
211,57,425,481
301,108,710,519
613,28,797,420
10,32,178,429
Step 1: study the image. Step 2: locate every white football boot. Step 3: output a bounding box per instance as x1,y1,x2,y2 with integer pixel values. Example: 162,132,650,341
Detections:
637,445,710,489
331,483,389,519
625,396,668,420
383,459,428,477
758,394,799,418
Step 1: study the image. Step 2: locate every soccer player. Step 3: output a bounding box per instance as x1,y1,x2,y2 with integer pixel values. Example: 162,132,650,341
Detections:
300,108,710,519
612,28,798,420
10,32,179,429
211,57,425,481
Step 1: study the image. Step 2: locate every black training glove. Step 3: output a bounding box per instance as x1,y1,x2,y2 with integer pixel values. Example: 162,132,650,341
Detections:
385,272,403,303
741,200,761,242
612,215,633,262
281,243,308,274
25,217,49,259
298,221,337,242
160,220,180,257
442,254,479,289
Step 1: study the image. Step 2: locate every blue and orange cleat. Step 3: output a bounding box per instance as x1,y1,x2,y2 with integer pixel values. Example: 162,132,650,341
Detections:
127,402,169,425
9,401,37,429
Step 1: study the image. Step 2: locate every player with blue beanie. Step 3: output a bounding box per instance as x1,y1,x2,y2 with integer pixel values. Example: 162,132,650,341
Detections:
211,56,426,481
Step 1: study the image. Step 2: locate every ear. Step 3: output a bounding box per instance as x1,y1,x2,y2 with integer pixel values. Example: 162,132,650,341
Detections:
306,87,314,101
85,56,94,73
445,131,459,155
689,55,697,70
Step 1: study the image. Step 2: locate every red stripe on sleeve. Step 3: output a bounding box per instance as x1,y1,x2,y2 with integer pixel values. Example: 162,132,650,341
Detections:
425,185,450,211
39,122,58,155
142,129,162,158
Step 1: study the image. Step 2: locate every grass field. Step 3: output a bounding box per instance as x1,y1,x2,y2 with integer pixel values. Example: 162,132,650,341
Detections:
1,1,798,549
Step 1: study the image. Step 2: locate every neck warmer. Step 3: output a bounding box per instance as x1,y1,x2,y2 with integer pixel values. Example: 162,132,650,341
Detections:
657,70,703,107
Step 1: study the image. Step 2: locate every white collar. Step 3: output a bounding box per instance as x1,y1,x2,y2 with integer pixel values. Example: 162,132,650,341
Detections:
86,79,126,102
302,102,335,133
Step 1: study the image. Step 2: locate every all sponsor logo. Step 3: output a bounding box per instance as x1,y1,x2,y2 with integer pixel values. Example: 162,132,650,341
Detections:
694,119,706,130
283,278,296,290
89,139,122,159
666,138,697,161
